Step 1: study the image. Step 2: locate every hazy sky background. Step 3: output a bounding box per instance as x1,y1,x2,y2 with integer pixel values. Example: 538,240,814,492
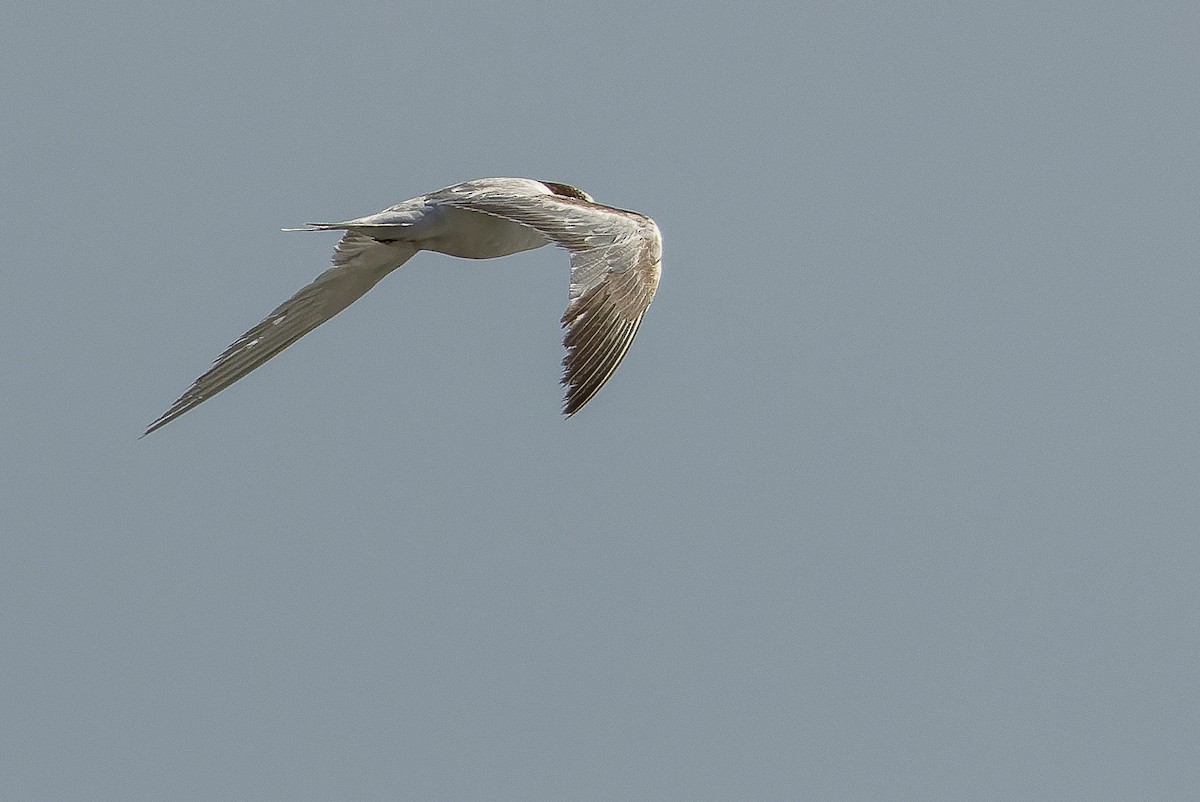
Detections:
4,3,1199,799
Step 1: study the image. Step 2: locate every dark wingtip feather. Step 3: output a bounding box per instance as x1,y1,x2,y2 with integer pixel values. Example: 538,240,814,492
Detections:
559,285,646,417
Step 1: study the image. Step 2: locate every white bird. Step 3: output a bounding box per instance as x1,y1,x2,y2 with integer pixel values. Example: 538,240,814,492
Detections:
144,177,662,435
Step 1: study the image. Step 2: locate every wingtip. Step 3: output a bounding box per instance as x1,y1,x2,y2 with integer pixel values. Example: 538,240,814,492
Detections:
561,390,588,418
141,403,189,438
140,417,167,438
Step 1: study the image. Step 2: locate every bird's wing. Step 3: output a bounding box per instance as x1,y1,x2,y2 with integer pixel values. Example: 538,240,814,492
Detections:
434,183,662,415
143,233,415,435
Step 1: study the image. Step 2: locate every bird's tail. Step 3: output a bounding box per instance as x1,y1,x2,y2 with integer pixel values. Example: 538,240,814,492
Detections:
281,222,348,233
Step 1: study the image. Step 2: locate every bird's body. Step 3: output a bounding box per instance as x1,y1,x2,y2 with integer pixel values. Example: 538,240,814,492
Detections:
144,178,661,435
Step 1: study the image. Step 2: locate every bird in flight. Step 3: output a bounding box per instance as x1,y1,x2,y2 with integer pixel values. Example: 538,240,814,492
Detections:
144,177,662,436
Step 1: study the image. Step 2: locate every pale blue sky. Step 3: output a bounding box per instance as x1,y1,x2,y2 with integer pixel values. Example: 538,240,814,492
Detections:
4,3,1199,799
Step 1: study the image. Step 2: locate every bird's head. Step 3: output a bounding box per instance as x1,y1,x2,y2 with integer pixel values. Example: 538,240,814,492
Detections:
540,181,594,203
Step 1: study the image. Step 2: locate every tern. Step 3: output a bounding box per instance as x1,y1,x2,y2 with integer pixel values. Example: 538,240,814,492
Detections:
144,177,662,436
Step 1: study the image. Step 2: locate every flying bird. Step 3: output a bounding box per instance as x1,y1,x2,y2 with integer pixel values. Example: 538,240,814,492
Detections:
144,178,662,435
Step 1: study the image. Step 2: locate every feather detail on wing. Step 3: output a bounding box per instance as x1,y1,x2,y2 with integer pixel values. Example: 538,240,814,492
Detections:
433,183,662,415
143,233,415,436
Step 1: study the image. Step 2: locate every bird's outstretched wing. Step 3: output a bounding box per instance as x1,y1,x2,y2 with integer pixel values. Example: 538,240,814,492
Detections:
433,182,662,415
143,234,415,436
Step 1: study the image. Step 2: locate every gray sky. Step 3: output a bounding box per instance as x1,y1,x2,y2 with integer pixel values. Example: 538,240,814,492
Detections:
4,2,1199,799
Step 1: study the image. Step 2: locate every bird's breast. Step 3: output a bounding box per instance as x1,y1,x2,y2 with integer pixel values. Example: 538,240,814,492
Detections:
424,207,549,260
